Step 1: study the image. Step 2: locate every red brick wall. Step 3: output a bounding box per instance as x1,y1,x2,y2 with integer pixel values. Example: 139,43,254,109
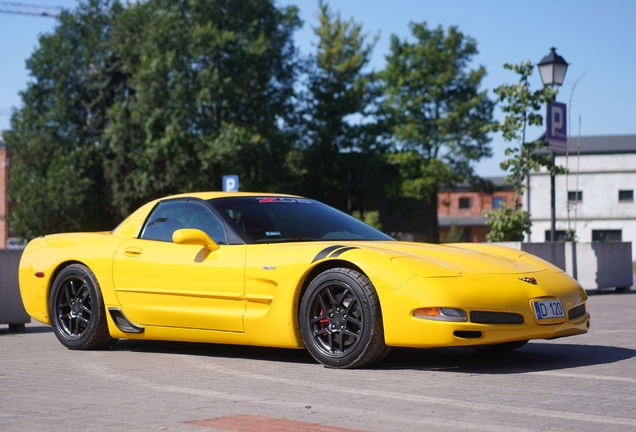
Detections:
437,189,517,243
438,190,516,217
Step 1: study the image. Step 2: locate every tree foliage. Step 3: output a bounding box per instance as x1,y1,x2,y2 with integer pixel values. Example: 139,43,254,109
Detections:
104,0,301,217
7,2,498,242
351,210,382,230
483,203,531,242
296,0,380,210
378,22,494,242
483,61,565,242
8,0,301,236
6,0,121,238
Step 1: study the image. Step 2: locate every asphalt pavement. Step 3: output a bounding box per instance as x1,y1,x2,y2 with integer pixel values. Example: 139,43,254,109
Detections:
2,289,636,432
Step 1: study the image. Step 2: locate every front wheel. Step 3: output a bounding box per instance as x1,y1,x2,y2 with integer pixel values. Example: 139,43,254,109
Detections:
299,268,390,368
49,264,116,350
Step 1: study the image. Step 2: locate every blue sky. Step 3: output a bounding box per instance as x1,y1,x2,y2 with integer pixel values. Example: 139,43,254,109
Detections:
1,0,635,176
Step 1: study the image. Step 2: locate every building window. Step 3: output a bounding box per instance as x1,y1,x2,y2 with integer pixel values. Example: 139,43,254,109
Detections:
458,197,470,209
544,230,568,242
592,229,622,242
618,190,634,202
492,197,505,209
567,191,583,202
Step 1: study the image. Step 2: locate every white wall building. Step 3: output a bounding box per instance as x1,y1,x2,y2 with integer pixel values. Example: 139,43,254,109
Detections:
526,135,636,259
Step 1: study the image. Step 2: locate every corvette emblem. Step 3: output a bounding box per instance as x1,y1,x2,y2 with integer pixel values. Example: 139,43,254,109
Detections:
519,277,537,285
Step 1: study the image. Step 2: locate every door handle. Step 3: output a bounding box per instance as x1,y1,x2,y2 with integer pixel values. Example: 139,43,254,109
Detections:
123,247,143,257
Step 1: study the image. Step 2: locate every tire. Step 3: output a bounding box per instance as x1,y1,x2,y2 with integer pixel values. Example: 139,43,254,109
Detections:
49,264,117,350
476,340,528,353
299,268,390,368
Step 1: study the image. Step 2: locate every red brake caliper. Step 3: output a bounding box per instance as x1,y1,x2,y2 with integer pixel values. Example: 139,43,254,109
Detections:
319,308,329,337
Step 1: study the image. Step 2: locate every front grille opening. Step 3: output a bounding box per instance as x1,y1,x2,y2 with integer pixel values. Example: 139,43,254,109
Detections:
470,311,524,324
454,331,482,339
568,303,586,320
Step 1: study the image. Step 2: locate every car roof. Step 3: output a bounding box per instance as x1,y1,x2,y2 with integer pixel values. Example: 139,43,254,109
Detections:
162,191,303,200
111,191,304,237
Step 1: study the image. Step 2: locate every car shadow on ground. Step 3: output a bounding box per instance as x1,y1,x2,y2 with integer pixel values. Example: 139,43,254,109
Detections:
10,323,635,373
380,342,636,374
108,338,635,373
112,338,319,365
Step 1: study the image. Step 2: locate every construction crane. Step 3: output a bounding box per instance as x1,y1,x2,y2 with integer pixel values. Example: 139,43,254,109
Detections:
0,1,62,17
1,3,62,123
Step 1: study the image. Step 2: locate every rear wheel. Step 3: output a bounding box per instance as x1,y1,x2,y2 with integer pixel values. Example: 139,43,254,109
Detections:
299,268,390,368
49,264,116,350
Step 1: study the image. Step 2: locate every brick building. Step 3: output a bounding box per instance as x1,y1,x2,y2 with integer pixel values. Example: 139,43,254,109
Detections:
437,177,515,242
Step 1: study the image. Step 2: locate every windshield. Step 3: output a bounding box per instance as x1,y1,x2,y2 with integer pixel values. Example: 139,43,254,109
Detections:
209,196,394,244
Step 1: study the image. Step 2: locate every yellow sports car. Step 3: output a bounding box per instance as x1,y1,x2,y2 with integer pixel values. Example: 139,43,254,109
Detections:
19,192,589,368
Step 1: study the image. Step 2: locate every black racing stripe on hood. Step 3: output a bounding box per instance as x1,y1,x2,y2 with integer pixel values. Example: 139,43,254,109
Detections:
311,245,345,263
329,246,358,258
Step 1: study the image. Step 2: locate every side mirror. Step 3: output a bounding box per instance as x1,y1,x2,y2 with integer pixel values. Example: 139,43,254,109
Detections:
172,228,220,252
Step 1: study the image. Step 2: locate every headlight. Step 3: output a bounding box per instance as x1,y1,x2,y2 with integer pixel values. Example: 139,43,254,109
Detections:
413,307,467,322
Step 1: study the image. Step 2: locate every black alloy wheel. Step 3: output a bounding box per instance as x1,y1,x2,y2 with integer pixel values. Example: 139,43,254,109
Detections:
49,264,116,350
299,268,390,368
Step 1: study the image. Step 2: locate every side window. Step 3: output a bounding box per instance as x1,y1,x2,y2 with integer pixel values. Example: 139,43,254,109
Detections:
140,200,228,245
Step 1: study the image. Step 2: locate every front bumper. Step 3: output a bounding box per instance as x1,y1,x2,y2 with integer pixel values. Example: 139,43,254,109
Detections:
378,271,590,348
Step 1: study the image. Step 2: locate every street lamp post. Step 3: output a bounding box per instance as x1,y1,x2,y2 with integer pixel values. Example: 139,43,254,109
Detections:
538,47,568,242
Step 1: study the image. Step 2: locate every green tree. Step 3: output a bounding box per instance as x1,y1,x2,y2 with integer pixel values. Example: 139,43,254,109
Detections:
379,22,494,243
7,0,122,238
104,0,302,217
7,0,303,237
351,210,382,230
483,61,563,242
296,1,382,210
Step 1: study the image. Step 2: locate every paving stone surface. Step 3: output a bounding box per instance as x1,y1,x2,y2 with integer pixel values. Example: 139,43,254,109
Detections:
1,289,635,431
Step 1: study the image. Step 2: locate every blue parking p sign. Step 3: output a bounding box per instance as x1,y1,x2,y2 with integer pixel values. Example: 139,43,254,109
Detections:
222,175,239,192
547,102,567,151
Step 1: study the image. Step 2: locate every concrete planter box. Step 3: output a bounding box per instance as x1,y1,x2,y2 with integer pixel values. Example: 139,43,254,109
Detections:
0,250,30,331
493,241,633,291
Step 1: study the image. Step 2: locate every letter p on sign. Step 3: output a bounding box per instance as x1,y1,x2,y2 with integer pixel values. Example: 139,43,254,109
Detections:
223,175,239,192
547,102,567,151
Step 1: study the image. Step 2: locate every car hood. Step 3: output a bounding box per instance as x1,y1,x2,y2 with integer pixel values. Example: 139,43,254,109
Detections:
355,241,551,275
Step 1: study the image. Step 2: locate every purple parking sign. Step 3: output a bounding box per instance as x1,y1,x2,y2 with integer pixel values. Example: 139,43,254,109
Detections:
547,102,567,151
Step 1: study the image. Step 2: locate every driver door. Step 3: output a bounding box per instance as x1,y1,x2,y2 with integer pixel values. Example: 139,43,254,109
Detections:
112,199,246,332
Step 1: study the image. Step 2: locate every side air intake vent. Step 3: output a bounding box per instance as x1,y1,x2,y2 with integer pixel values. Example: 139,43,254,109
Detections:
108,308,144,333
